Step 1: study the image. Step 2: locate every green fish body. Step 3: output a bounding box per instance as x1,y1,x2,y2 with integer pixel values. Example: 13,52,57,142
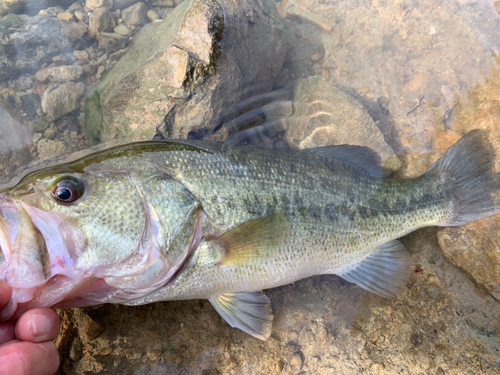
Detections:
0,130,497,339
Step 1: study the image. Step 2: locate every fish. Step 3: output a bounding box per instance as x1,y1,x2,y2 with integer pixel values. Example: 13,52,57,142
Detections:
0,129,498,340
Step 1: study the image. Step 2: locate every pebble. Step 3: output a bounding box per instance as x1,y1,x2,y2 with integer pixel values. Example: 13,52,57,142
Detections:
37,139,67,158
86,0,113,11
122,2,149,27
114,23,131,36
74,50,90,60
41,82,85,122
147,10,160,21
57,12,74,21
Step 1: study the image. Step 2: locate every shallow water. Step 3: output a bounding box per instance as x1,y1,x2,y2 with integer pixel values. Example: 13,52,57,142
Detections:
1,0,500,374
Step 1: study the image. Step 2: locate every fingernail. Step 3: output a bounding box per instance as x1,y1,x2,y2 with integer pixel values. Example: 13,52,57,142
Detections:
30,313,52,337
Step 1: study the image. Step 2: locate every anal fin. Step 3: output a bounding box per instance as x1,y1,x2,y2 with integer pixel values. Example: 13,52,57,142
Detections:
336,240,411,297
209,291,273,340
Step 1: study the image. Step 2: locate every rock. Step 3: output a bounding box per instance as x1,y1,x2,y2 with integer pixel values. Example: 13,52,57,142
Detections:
0,14,74,81
284,76,401,171
0,106,31,178
147,9,160,21
97,32,128,52
74,50,90,60
36,139,67,158
122,2,149,27
41,82,85,121
114,23,132,36
20,94,41,120
112,0,139,9
86,0,113,11
0,0,70,17
85,0,286,143
438,216,500,300
30,118,51,133
35,65,84,83
57,11,74,21
61,21,88,41
89,8,116,39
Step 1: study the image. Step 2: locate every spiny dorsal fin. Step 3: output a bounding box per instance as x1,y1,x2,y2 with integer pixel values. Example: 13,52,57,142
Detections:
336,240,411,297
302,144,390,177
214,214,287,266
209,291,273,340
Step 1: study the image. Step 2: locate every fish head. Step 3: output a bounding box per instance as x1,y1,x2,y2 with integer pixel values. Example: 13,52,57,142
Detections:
0,151,202,320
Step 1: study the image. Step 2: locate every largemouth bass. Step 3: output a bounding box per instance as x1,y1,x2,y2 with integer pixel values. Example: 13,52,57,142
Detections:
0,130,497,339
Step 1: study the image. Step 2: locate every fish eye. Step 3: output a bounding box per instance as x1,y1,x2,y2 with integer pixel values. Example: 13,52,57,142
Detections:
51,178,83,204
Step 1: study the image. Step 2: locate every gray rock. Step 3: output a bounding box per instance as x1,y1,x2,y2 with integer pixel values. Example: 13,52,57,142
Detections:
30,118,51,133
35,65,84,83
122,2,148,27
97,32,128,52
20,94,41,120
284,76,401,171
86,0,113,11
85,0,286,143
61,21,88,41
0,14,74,81
89,8,116,39
41,82,85,121
112,0,143,10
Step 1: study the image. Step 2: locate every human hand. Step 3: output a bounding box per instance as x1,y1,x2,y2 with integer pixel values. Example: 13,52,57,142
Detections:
0,280,60,375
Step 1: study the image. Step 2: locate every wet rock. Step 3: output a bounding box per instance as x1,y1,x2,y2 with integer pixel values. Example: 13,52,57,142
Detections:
284,76,401,171
61,21,88,41
0,14,74,81
85,0,286,143
57,11,74,21
35,65,84,83
86,0,114,11
73,50,90,60
41,82,85,121
89,8,116,39
30,118,51,133
20,94,41,120
97,32,128,52
114,23,132,36
36,139,67,158
438,217,500,301
122,2,149,27
147,9,160,21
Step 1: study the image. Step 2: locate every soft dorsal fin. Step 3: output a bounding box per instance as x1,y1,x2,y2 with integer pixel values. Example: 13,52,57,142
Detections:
213,214,288,266
209,291,273,340
302,144,390,177
336,240,411,297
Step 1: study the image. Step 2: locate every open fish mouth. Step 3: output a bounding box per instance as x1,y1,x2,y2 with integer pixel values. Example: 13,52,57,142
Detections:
0,193,203,321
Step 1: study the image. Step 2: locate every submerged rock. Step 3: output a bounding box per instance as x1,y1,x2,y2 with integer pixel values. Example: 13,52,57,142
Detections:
284,76,401,171
438,217,500,301
42,82,85,121
85,0,286,143
0,14,74,81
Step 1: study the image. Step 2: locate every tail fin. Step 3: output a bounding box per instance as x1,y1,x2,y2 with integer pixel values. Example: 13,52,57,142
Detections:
430,129,499,226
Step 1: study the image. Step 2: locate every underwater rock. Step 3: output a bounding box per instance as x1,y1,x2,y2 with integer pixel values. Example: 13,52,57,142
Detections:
0,14,74,81
85,0,286,143
88,7,115,39
438,217,500,301
284,76,401,171
122,2,149,27
35,65,84,83
42,82,85,121
36,138,67,158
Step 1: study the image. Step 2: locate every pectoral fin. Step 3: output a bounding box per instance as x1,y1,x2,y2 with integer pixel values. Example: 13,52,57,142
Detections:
214,214,287,266
336,240,411,297
209,291,273,340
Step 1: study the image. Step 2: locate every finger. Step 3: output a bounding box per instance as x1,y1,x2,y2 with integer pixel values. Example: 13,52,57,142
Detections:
15,308,60,343
0,341,59,375
0,280,12,311
0,321,16,345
